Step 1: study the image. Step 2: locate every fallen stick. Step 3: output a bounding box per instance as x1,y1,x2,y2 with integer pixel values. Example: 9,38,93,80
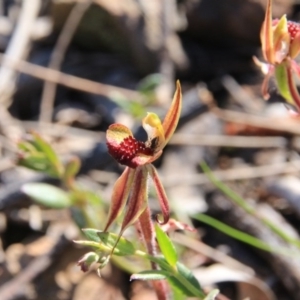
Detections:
0,54,143,101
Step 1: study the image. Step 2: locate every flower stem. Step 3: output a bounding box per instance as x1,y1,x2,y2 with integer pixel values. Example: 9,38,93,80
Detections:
135,250,206,298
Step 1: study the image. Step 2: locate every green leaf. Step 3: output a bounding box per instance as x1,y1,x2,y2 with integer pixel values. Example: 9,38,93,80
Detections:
275,64,293,104
82,229,136,256
130,270,169,281
171,290,186,300
82,228,101,242
115,99,146,118
137,73,162,95
18,154,52,172
18,154,61,178
155,224,178,267
204,289,220,300
31,132,64,176
18,134,64,178
144,255,205,298
18,141,39,153
22,183,72,208
97,232,136,256
73,189,103,206
71,207,88,228
193,213,274,251
74,240,105,249
200,161,300,250
166,262,202,297
63,157,81,185
193,214,295,256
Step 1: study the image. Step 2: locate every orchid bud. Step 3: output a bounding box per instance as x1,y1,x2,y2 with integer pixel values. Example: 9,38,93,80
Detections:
77,251,99,272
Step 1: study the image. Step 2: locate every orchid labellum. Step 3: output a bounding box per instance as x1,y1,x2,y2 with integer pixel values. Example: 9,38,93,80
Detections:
255,0,300,111
105,81,182,235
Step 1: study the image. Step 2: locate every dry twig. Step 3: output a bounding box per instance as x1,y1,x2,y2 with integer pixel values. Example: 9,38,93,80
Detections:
0,0,41,104
172,232,254,274
0,54,141,101
39,0,93,123
170,133,286,148
163,159,300,187
213,107,300,135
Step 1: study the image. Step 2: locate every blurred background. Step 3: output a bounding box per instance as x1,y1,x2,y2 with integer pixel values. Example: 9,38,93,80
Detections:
1,0,300,299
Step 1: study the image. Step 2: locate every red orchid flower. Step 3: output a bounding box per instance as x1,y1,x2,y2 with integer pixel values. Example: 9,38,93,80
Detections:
255,0,300,111
105,81,182,235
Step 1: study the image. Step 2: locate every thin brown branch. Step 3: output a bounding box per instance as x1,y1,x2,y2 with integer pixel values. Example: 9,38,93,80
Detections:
163,159,300,187
39,0,93,123
0,0,41,103
172,232,254,274
0,54,142,101
213,107,300,135
170,133,286,148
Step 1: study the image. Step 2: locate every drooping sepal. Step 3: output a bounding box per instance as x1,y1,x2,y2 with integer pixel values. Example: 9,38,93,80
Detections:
104,167,135,231
120,166,149,232
147,164,170,225
135,208,171,300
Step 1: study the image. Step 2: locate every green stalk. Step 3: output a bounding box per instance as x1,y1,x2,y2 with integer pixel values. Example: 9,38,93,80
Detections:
200,161,300,249
194,214,298,256
136,250,206,299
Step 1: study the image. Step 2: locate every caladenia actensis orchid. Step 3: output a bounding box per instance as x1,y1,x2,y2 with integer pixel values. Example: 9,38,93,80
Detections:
105,81,181,234
104,81,182,298
74,82,209,300
255,0,300,113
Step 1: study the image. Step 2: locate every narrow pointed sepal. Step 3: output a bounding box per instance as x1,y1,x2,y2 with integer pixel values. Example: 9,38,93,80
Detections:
285,62,300,111
120,166,149,232
136,207,157,256
260,0,275,64
147,164,170,225
162,80,182,146
104,167,135,231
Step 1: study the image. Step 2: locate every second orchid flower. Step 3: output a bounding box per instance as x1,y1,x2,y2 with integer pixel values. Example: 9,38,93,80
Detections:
256,0,300,112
